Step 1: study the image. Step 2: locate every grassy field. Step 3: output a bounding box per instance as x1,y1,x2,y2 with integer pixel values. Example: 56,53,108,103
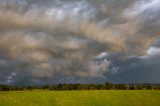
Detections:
0,90,160,106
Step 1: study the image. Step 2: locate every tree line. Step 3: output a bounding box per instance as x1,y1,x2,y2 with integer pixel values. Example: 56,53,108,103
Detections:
0,83,160,91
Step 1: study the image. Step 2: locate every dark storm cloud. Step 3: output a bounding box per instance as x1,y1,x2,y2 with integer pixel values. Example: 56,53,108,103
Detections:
0,0,160,85
105,53,160,83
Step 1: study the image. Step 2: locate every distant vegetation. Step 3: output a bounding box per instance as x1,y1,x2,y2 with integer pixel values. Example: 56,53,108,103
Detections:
0,83,160,91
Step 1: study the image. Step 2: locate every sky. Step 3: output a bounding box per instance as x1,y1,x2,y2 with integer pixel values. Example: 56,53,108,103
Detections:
0,0,160,85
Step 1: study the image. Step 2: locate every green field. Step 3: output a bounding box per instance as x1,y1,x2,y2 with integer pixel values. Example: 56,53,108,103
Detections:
0,90,160,106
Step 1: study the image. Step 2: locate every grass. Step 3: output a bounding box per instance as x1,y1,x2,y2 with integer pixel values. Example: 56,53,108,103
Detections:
0,90,160,106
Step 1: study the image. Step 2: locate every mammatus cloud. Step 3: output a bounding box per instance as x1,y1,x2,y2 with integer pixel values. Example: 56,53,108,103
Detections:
0,0,160,85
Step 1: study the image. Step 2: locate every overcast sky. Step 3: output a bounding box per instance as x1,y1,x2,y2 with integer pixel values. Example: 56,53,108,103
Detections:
0,0,160,85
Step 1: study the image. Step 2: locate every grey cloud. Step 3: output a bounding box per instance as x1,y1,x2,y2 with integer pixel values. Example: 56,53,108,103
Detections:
0,0,160,85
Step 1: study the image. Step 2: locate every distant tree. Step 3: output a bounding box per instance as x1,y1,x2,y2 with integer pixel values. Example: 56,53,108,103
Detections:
105,82,112,89
27,86,32,91
146,85,153,90
129,85,137,90
2,85,10,91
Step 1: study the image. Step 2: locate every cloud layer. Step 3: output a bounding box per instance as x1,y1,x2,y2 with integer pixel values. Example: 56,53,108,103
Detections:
0,0,160,85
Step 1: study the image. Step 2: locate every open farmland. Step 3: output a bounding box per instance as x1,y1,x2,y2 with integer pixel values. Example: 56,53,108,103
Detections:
0,90,160,106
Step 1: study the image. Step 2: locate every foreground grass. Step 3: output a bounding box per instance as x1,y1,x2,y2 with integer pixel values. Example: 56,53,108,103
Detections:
0,90,160,106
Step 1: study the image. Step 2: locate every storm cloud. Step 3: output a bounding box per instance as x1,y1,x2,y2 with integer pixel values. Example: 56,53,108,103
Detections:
0,0,160,85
